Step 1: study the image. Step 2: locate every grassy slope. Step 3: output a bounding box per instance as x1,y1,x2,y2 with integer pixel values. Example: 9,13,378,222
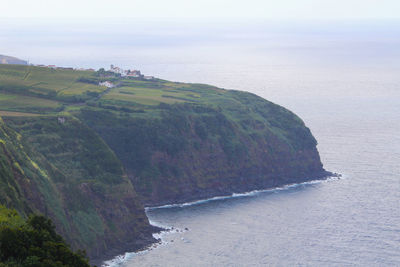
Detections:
0,65,105,109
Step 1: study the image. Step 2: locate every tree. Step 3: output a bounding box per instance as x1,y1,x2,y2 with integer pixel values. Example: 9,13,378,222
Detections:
0,211,93,267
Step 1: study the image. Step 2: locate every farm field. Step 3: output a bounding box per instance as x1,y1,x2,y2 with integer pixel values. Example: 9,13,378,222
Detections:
0,64,106,101
103,86,195,106
0,92,61,113
0,64,252,118
0,111,43,117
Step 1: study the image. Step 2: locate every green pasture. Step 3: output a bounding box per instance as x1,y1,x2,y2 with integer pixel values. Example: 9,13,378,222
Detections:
0,64,105,99
0,92,61,113
103,85,202,106
58,83,104,95
0,64,245,114
0,111,43,117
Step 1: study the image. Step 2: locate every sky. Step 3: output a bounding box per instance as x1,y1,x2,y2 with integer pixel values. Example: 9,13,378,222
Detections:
1,0,400,20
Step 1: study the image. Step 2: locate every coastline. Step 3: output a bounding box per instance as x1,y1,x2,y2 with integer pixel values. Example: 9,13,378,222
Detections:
146,171,339,210
101,220,188,267
143,170,335,208
100,171,340,266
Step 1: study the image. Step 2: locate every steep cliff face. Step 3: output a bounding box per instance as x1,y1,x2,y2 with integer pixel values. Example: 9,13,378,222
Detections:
1,116,156,263
78,90,328,206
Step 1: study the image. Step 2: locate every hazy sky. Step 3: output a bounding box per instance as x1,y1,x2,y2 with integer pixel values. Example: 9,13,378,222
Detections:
2,0,400,20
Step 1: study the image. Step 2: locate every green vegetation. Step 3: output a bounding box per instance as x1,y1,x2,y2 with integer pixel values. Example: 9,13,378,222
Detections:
77,97,321,204
0,205,91,267
0,65,105,105
0,64,317,153
6,117,125,185
0,92,61,113
0,111,42,117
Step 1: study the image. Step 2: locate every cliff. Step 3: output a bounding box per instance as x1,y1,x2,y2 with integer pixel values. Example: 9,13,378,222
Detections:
0,64,329,263
78,91,327,206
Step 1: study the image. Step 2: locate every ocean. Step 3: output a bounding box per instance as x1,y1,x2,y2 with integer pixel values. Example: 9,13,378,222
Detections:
2,19,399,266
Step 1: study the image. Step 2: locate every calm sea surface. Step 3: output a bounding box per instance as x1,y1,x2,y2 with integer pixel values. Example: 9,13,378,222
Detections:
2,20,400,266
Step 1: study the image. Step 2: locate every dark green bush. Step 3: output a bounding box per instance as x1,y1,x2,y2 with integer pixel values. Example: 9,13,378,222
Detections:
0,214,92,267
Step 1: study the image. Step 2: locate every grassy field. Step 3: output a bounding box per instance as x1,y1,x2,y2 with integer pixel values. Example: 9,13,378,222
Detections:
0,64,105,101
0,64,235,114
103,86,190,105
0,64,257,116
0,111,43,117
100,79,230,108
0,92,61,113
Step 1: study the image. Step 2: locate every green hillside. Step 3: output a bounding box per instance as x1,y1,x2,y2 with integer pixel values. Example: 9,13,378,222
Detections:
0,65,105,107
0,64,318,153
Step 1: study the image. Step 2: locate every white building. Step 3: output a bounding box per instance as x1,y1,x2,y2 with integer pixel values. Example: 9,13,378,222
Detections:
99,81,115,88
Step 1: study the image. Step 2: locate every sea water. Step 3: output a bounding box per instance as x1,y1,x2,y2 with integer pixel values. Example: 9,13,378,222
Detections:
2,19,400,266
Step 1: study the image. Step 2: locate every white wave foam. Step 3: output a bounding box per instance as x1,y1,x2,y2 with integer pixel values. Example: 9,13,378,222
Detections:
102,220,188,267
146,175,342,211
102,253,133,267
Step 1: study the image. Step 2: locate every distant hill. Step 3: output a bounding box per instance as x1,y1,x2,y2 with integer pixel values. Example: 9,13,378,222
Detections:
0,54,28,65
